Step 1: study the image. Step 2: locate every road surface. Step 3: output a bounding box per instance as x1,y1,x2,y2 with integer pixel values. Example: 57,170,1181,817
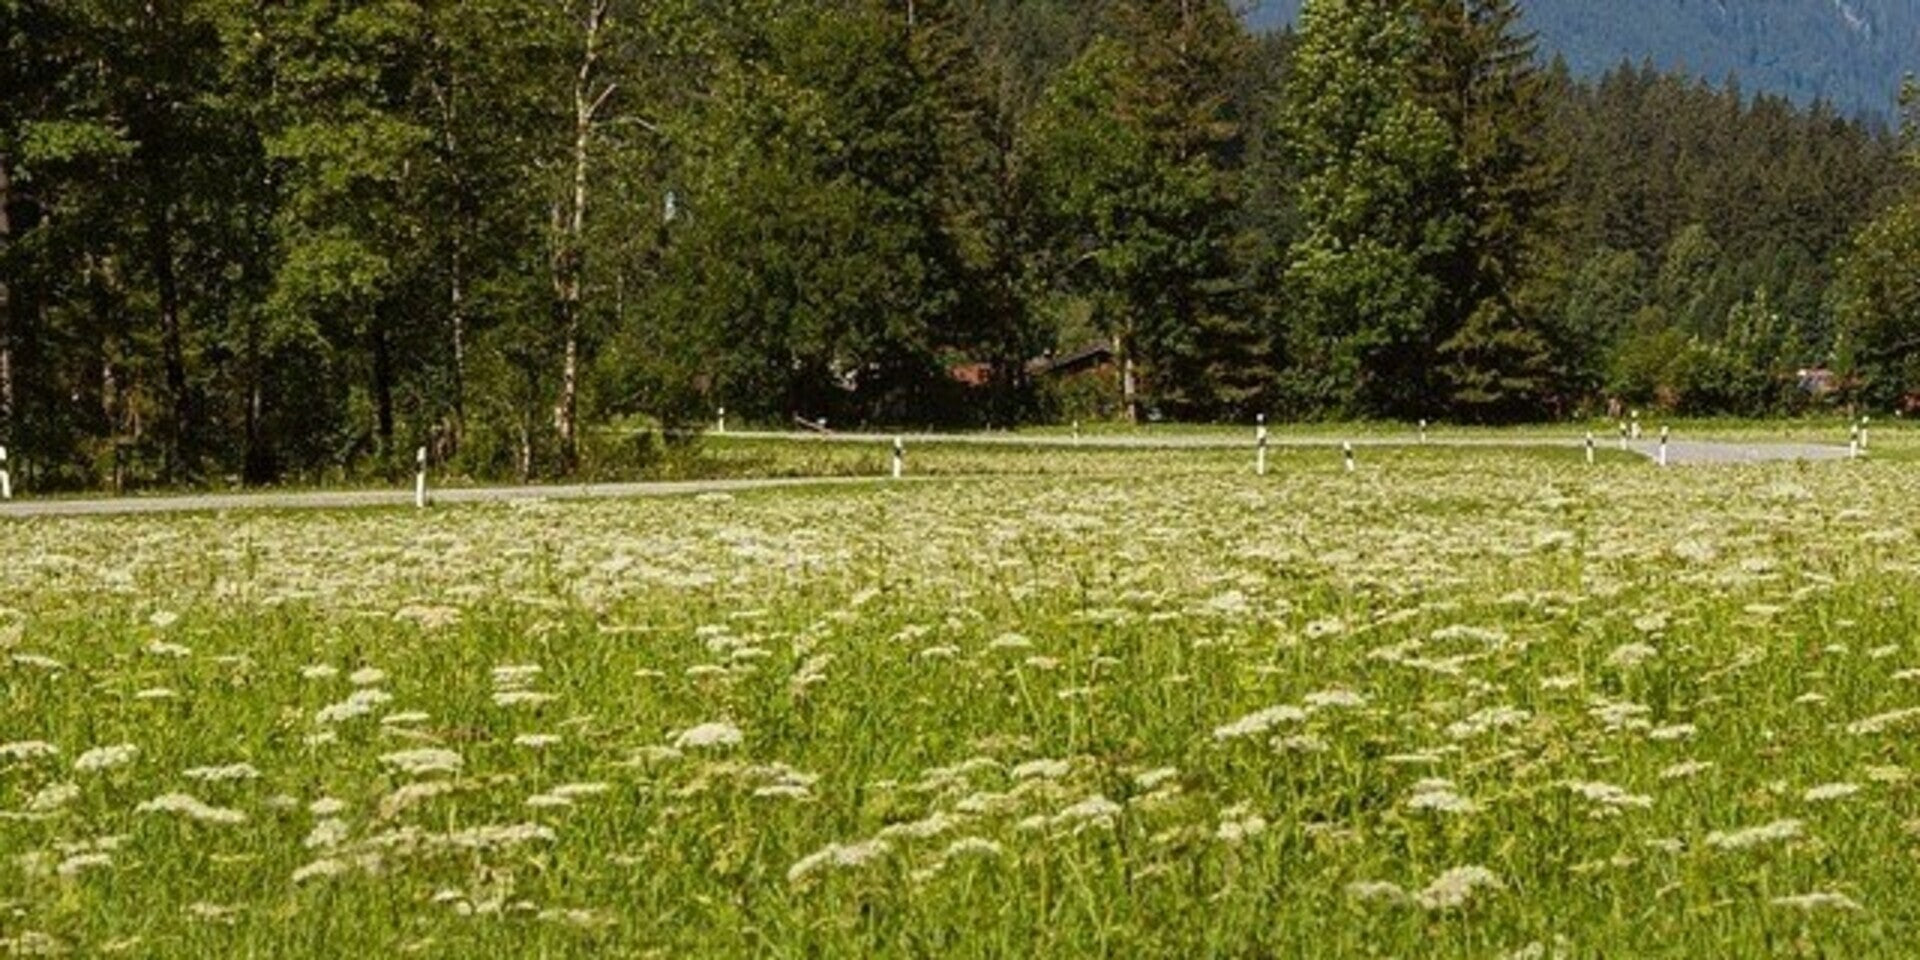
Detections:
719,430,1853,465
0,432,1853,519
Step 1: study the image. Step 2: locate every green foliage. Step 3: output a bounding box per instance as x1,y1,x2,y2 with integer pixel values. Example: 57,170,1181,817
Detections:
1284,0,1457,418
0,0,1910,493
1835,198,1920,407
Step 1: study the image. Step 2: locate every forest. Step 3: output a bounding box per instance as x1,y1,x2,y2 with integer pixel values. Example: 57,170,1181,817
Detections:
3,0,1917,489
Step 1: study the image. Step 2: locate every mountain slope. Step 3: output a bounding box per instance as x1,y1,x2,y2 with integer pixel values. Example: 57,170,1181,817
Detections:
1243,0,1919,118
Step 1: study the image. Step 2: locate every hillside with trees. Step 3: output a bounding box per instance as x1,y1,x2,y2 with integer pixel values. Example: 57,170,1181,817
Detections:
2,0,1915,490
1245,0,1920,118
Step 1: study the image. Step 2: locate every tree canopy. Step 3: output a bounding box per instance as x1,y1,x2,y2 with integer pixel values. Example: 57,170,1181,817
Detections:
0,0,1908,489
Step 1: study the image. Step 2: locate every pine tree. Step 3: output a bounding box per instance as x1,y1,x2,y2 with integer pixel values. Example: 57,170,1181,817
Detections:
1420,0,1563,421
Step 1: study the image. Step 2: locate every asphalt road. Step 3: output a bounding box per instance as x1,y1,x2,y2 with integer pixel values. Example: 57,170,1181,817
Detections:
720,430,1854,464
0,432,1854,519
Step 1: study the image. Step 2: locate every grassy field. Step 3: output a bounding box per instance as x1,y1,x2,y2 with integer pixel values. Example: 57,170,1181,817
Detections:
4,441,1919,956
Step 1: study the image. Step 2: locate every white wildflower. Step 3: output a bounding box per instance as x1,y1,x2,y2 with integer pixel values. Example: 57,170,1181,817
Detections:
145,641,192,658
1446,706,1530,740
671,722,743,750
879,812,961,841
491,664,542,688
1134,767,1180,790
1217,810,1269,844
291,858,349,883
1660,760,1714,780
1407,779,1479,815
1417,865,1504,910
1303,689,1368,710
1346,881,1411,906
442,822,556,850
1847,707,1920,735
184,763,260,783
0,741,59,762
56,852,112,877
987,633,1032,651
1052,795,1122,829
943,837,1002,860
1606,643,1658,668
1011,758,1071,781
74,744,138,773
314,688,391,724
1705,818,1803,851
787,839,891,883
492,689,556,707
1212,705,1307,741
513,734,563,749
1588,699,1652,731
1803,782,1861,803
27,782,80,812
379,780,461,820
1771,891,1863,912
136,793,247,825
378,748,463,777
1565,781,1653,814
304,818,349,850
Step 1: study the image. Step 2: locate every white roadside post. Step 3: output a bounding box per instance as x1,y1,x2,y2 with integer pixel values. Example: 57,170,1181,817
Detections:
717,407,727,434
892,436,905,480
1072,420,1081,444
0,445,11,501
1631,410,1642,440
1657,426,1670,468
1419,419,1428,445
1343,441,1355,474
1585,431,1595,466
1861,416,1871,453
1850,421,1861,460
1256,415,1269,477
414,446,428,509
1618,421,1628,451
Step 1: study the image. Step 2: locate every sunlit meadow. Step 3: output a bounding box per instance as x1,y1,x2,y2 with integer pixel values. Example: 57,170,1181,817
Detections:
5,440,1920,956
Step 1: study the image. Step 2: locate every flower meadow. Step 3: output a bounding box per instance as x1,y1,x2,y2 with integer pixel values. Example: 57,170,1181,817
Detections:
4,445,1920,956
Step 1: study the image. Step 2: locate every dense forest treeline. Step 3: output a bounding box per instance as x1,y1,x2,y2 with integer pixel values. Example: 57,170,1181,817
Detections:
1,0,1916,489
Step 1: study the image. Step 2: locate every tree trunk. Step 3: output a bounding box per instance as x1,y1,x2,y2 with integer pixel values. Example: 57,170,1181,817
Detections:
435,76,469,449
147,191,191,482
0,158,13,445
371,310,395,457
450,245,467,438
553,0,612,475
244,314,271,484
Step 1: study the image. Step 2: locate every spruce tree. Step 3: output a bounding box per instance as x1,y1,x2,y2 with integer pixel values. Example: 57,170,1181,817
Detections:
1420,0,1563,421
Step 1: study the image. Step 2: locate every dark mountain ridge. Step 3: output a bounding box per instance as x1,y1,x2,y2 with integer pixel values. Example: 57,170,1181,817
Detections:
1244,0,1919,118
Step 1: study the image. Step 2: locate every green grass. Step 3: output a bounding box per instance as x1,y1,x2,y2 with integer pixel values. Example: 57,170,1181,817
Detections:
2,445,1917,956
